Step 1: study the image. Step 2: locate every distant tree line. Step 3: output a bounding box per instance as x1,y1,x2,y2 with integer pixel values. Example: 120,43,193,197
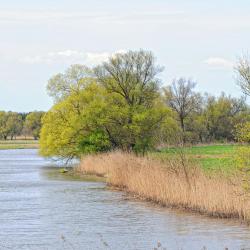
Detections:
37,50,250,158
0,111,44,140
165,80,248,144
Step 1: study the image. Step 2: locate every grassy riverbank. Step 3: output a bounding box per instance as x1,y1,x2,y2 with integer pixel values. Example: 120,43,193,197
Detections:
0,140,39,149
153,144,237,174
76,146,250,222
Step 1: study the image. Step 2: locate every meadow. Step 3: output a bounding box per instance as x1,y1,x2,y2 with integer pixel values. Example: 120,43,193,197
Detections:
0,139,39,150
153,144,237,174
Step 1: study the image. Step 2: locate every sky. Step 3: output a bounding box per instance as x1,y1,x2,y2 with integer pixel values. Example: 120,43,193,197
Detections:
0,0,250,112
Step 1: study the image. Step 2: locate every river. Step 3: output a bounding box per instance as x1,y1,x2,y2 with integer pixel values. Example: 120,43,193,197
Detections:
0,149,250,250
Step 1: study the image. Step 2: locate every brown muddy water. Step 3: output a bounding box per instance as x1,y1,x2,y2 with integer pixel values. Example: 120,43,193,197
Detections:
0,149,250,250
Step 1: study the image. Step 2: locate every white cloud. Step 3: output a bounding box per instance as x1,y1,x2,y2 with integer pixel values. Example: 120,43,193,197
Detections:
19,49,127,65
204,57,234,69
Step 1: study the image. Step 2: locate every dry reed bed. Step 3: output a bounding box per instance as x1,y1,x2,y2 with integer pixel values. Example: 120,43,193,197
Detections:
76,151,250,221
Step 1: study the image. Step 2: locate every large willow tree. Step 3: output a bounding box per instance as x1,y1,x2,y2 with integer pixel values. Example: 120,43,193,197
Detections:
40,50,176,158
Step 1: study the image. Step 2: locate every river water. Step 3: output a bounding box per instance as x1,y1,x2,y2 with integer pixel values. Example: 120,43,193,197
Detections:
0,149,250,250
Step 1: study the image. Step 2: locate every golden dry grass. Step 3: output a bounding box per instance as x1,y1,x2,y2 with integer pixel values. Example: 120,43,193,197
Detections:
76,151,250,221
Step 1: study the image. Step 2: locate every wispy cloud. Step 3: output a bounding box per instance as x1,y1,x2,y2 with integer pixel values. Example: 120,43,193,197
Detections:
0,9,185,24
20,49,126,65
204,57,234,69
0,10,108,23
1,9,249,31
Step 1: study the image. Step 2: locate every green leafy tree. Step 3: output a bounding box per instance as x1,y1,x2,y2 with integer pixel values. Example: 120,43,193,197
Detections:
5,112,23,140
203,93,247,142
40,82,112,158
40,50,174,158
0,111,8,140
94,50,169,152
47,64,93,102
235,123,250,192
23,111,45,139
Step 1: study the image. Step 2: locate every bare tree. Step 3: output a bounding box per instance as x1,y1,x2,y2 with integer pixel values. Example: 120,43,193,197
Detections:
236,55,250,96
95,50,164,107
164,78,201,142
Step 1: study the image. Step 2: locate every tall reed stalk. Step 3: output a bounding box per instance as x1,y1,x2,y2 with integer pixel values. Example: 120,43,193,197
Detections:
76,151,249,221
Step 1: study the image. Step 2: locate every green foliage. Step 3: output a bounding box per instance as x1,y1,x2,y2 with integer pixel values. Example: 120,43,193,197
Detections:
0,111,45,140
179,93,248,144
40,82,112,157
0,111,23,140
202,94,247,142
40,50,176,158
235,121,250,143
39,50,250,159
47,64,93,102
77,131,111,154
235,120,250,191
162,80,247,144
6,113,23,139
23,111,45,139
40,79,174,158
235,146,250,191
0,111,9,139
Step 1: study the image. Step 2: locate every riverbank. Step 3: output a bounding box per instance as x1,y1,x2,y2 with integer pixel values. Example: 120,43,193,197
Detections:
0,140,39,150
76,151,250,222
2,148,250,249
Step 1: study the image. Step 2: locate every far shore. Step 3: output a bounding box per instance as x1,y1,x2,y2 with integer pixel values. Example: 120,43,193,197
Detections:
0,139,39,150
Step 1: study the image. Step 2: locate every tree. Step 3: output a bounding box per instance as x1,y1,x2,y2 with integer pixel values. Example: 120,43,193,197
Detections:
236,55,250,96
95,50,163,107
47,64,94,102
40,82,112,158
164,78,202,143
183,111,208,143
95,50,169,152
235,122,250,192
0,111,8,140
5,112,23,140
23,111,45,139
40,50,174,158
203,93,247,142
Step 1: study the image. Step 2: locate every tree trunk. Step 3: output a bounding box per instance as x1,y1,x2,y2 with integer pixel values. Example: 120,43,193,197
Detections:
180,116,186,144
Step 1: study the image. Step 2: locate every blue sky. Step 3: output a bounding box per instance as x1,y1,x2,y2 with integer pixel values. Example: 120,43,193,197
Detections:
0,0,249,111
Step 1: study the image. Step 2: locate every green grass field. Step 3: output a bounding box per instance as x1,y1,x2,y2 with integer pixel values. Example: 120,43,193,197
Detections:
153,144,238,173
0,140,39,150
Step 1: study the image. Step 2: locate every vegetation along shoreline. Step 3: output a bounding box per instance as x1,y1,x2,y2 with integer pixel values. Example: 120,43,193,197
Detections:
38,50,250,223
3,50,250,223
75,149,250,223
